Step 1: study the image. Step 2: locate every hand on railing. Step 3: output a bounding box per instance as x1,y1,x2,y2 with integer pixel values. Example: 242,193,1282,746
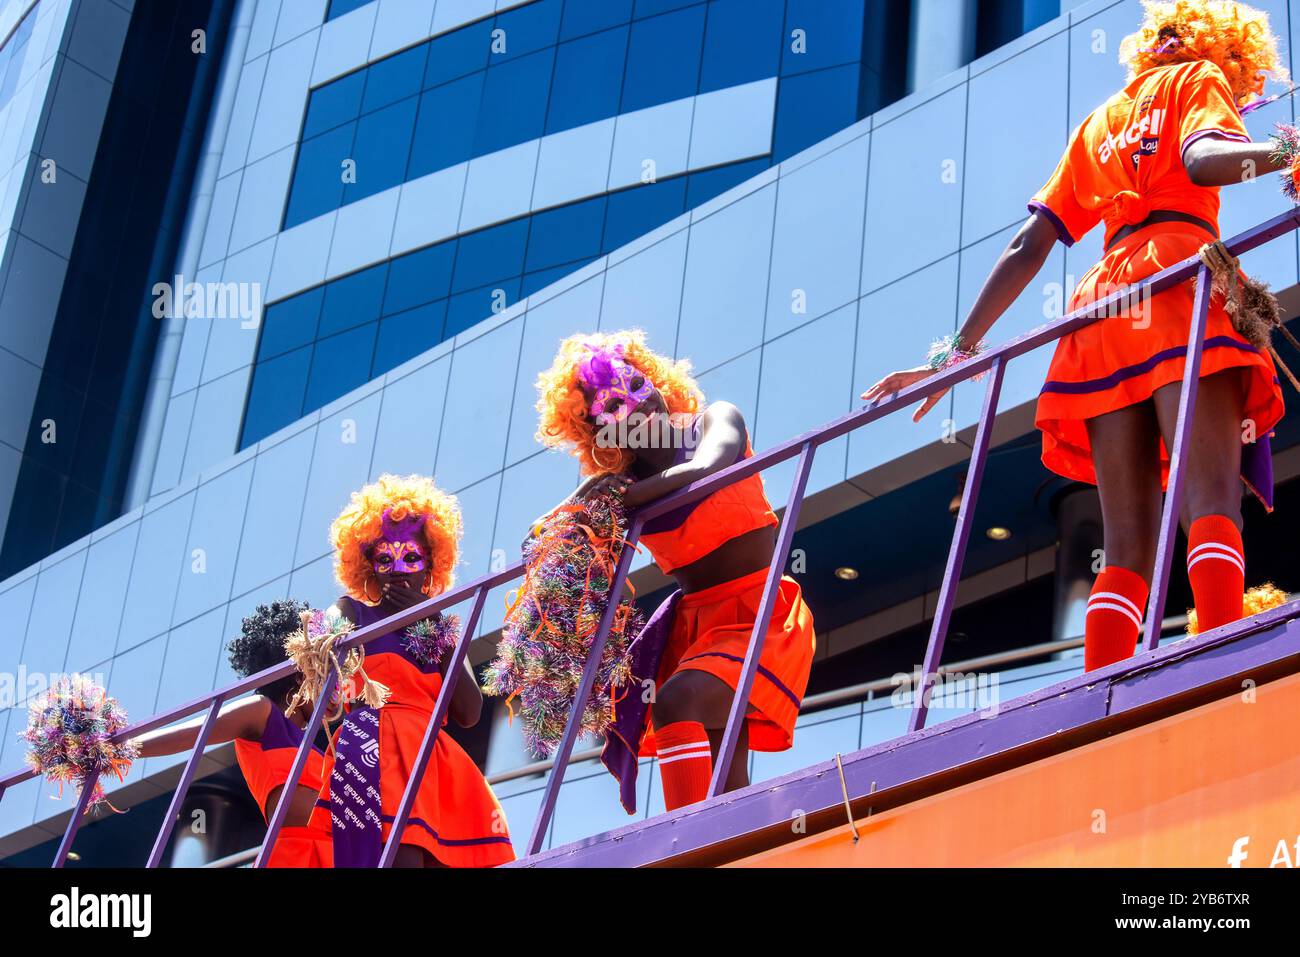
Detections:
861,365,946,422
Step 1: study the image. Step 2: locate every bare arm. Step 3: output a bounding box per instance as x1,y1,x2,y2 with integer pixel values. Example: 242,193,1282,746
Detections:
1183,136,1288,187
131,695,271,758
521,472,617,549
622,402,747,509
861,211,1059,420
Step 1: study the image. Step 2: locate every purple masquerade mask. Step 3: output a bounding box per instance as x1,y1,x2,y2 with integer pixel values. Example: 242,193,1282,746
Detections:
577,344,654,426
368,509,428,575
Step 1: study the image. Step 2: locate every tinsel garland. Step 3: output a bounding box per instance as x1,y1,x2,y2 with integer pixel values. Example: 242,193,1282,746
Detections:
1268,123,1300,201
401,613,461,669
21,675,138,811
481,486,644,758
926,333,987,381
1187,583,1289,635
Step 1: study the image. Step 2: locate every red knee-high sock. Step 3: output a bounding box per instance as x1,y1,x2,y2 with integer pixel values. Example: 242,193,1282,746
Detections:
654,720,713,811
1085,566,1149,671
1187,514,1245,633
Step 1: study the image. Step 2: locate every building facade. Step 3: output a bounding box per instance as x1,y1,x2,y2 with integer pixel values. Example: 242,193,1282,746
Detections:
2,0,1299,862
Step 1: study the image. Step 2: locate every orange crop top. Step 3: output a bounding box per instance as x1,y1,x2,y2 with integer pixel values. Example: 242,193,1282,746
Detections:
233,704,327,821
639,412,778,574
1029,60,1249,249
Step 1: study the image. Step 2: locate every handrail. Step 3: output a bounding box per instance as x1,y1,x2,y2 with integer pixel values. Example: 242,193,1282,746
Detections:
4,205,1299,867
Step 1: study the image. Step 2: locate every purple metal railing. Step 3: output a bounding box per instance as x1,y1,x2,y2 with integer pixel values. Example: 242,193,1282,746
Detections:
2,206,1298,868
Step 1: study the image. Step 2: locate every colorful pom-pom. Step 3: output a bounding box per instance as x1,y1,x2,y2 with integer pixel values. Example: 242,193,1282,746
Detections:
401,613,461,669
481,486,644,758
1268,123,1300,202
21,675,137,811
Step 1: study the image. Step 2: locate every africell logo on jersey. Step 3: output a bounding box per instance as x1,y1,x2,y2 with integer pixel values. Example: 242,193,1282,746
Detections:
1098,108,1167,165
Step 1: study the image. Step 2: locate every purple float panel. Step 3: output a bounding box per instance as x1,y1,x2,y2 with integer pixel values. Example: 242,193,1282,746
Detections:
51,771,101,868
1143,263,1213,650
909,358,1006,733
146,696,225,868
255,666,338,869
709,441,815,797
525,516,645,856
378,585,490,868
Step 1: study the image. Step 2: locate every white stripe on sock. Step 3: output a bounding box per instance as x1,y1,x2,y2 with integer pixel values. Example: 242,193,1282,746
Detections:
1088,590,1143,619
658,749,712,766
1187,546,1245,575
657,739,712,756
1086,600,1143,630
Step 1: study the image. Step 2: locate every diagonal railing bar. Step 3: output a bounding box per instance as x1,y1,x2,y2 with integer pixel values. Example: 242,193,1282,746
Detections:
146,696,225,868
254,665,337,869
1143,263,1214,649
909,358,1006,733
709,442,816,797
51,771,101,868
525,516,645,856
0,207,1295,866
379,584,491,868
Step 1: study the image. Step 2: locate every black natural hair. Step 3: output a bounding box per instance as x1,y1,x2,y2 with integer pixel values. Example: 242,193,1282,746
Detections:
226,599,310,706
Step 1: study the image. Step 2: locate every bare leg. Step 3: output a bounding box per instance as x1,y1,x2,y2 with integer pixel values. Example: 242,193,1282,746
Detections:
1085,401,1165,577
393,843,444,868
652,669,753,792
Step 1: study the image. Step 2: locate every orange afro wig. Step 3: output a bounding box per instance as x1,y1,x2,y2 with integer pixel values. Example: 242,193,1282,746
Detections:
534,329,704,476
329,473,462,605
1120,0,1286,105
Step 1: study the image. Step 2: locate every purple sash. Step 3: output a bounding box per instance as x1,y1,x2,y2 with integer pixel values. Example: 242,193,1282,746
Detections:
600,590,681,814
1241,433,1275,511
326,706,384,867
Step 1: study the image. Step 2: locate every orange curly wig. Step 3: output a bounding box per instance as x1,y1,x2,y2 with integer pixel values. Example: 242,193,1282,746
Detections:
1187,582,1289,634
329,473,462,604
1120,0,1286,105
535,329,704,476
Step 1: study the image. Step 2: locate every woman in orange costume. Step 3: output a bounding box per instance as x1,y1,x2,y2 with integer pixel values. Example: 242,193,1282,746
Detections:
312,474,513,868
533,330,816,811
132,600,332,867
865,1,1288,671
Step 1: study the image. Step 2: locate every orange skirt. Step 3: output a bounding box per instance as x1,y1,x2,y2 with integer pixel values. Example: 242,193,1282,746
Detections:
1036,222,1284,488
265,825,333,868
639,569,816,755
312,706,515,868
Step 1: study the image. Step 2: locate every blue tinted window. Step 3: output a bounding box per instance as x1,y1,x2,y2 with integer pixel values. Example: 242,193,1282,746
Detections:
781,0,867,75
384,242,457,315
602,177,687,252
286,123,355,225
560,0,633,40
345,97,418,203
258,288,323,361
473,48,555,155
424,19,493,89
526,197,606,272
371,300,447,374
490,0,563,62
362,46,428,114
522,259,598,297
452,219,529,292
772,63,859,162
546,27,628,133
699,0,783,94
303,71,364,138
373,300,448,376
408,73,485,179
305,323,379,411
327,0,371,20
319,264,387,338
242,346,311,446
445,279,521,339
686,157,770,208
633,0,702,18
621,5,706,112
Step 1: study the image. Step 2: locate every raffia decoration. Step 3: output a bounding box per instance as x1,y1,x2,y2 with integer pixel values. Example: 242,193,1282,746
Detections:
284,609,389,751
1198,240,1300,391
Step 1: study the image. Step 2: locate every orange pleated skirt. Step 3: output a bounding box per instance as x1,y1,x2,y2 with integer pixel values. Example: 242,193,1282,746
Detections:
1036,222,1284,487
639,569,816,755
265,825,334,868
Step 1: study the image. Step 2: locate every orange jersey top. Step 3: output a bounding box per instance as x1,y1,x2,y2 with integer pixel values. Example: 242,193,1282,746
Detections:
233,703,327,821
639,412,778,574
1030,60,1250,248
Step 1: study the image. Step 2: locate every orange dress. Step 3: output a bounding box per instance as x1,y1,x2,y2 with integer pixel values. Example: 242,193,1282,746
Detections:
233,703,333,868
1030,59,1284,494
310,603,515,867
636,413,816,754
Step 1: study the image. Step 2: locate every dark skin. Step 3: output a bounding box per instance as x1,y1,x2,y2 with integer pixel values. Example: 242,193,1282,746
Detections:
329,560,482,868
534,383,770,793
862,132,1286,579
